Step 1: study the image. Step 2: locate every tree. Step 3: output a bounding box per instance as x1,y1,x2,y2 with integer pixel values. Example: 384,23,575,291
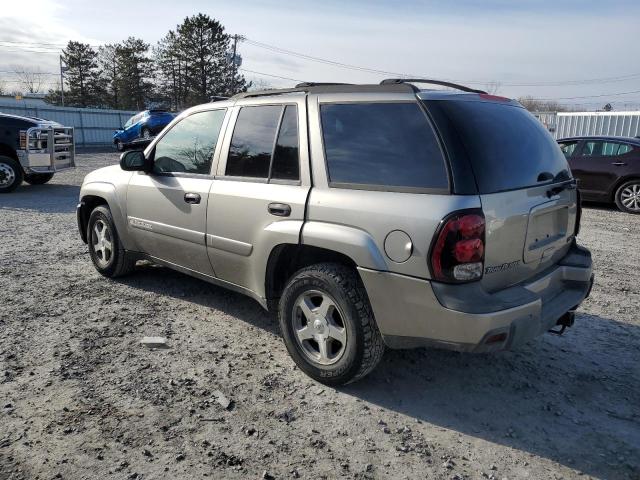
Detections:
12,66,45,93
153,31,187,110
97,44,121,109
115,37,154,110
61,41,102,107
517,96,571,112
156,14,249,107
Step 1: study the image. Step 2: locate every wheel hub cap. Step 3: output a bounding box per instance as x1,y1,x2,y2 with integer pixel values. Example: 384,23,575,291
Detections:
0,163,15,187
292,290,348,366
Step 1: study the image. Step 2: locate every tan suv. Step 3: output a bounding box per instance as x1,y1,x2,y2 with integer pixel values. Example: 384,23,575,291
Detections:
77,80,594,385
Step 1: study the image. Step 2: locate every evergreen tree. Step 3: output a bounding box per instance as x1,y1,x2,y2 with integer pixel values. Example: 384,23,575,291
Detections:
155,14,249,107
97,44,121,109
60,41,101,107
115,37,153,110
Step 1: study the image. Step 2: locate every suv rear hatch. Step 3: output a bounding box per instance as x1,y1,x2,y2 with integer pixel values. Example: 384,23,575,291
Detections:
423,94,578,291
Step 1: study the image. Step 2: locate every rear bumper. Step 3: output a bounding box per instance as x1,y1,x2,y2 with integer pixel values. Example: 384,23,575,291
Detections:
358,243,593,352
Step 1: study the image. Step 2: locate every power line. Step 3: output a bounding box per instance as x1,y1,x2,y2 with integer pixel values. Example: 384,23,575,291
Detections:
242,37,640,87
239,68,305,83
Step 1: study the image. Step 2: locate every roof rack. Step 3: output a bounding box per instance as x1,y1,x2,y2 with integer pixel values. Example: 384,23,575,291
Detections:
231,81,417,100
380,78,486,94
294,82,353,88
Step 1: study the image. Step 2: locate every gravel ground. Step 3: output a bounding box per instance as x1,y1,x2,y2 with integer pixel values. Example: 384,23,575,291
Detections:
1,152,638,480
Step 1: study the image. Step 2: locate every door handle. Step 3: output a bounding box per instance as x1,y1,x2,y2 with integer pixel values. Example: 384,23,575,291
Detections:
184,192,201,204
268,203,291,217
612,162,627,166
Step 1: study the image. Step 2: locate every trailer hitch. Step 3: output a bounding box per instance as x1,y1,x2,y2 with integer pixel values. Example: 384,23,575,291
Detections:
548,310,575,335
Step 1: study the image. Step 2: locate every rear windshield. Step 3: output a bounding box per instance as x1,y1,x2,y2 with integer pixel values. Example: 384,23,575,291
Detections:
426,100,571,193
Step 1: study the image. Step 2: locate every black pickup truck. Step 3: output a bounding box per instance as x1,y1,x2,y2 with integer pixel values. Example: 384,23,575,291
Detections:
0,112,75,193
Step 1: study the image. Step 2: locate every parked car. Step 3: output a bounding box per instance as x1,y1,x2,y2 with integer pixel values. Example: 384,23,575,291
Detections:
558,135,640,214
0,112,75,193
113,110,175,151
78,80,593,385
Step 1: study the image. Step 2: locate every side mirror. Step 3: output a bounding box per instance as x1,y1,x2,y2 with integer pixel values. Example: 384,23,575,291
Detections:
120,150,151,172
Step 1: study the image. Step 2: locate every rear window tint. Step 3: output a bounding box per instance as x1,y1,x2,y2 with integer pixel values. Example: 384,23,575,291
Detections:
427,100,571,193
320,103,448,190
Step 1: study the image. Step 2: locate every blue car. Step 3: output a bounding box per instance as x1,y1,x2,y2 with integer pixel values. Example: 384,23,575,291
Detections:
113,110,175,151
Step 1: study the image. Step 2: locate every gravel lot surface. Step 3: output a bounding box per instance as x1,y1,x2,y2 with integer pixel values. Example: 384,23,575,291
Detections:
1,152,638,480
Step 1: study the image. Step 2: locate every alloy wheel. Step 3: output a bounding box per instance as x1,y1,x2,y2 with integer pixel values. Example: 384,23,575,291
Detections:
91,219,113,268
620,183,640,212
292,290,348,366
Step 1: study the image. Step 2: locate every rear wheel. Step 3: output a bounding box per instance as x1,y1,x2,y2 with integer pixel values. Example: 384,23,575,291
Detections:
87,205,136,277
24,172,54,185
278,263,384,385
0,156,23,193
615,180,640,214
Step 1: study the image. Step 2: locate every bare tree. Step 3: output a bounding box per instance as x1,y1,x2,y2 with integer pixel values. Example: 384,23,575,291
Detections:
517,96,572,112
0,79,6,95
484,80,501,95
12,66,45,93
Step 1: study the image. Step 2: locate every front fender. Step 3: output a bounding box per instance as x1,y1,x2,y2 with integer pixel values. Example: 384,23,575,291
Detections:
301,221,388,271
80,181,136,250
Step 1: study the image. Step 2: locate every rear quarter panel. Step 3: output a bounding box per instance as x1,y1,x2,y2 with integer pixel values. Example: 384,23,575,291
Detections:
305,91,480,278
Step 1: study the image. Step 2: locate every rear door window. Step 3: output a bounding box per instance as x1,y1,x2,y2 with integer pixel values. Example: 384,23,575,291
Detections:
425,100,571,193
319,102,448,191
583,141,634,157
225,105,300,181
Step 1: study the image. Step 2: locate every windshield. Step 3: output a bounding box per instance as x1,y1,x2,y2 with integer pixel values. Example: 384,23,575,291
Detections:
426,100,571,193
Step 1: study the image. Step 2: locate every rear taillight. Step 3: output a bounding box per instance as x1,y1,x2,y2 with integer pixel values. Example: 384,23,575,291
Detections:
19,131,27,149
429,209,485,282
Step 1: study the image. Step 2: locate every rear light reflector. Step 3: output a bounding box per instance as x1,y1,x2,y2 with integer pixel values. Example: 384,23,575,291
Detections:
430,209,485,283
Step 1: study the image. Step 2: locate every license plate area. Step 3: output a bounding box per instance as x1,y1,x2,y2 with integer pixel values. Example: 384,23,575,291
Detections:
523,201,569,264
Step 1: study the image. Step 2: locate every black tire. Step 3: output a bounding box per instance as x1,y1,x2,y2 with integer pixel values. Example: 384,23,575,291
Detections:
141,127,151,140
0,155,23,193
87,205,136,278
115,140,124,152
24,172,54,185
614,180,640,214
278,263,385,385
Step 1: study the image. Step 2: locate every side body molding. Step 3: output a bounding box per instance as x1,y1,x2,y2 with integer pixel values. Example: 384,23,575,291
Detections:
80,181,137,251
301,221,388,271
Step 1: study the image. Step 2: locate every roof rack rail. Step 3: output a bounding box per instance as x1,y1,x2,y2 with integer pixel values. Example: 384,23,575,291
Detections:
210,96,229,102
232,87,308,100
294,82,353,88
380,78,487,94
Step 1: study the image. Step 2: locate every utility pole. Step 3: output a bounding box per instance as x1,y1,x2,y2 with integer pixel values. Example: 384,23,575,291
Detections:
59,55,66,106
230,34,244,95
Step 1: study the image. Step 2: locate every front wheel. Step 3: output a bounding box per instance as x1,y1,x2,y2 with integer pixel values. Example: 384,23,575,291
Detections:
24,172,54,185
615,180,640,214
115,140,124,152
278,263,385,385
0,156,23,193
87,205,136,277
141,127,151,140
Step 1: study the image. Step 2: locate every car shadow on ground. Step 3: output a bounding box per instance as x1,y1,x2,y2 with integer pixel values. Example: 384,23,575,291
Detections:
0,184,80,214
118,263,639,479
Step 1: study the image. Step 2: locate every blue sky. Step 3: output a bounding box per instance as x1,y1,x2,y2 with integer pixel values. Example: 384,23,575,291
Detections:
1,0,639,109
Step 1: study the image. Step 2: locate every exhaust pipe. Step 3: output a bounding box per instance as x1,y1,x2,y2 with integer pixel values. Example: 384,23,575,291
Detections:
548,310,575,335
